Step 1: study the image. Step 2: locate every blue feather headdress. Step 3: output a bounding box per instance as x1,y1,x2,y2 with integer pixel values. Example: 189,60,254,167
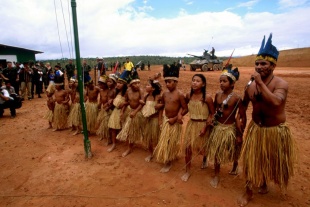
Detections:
256,33,279,64
221,67,239,82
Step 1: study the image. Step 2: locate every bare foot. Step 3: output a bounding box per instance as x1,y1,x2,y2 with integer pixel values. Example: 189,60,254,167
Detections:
105,139,111,146
122,148,131,157
258,185,269,194
201,161,208,169
72,130,79,136
160,163,172,173
99,136,103,141
229,166,238,175
107,143,115,152
181,172,191,182
52,128,59,132
145,154,153,162
237,192,253,206
210,176,219,188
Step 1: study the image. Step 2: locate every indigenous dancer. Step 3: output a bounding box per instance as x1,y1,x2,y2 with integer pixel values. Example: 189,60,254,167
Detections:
52,79,70,131
105,74,117,145
141,77,162,162
154,64,188,173
237,34,296,206
107,71,129,152
181,74,215,182
85,80,100,135
96,75,110,143
44,82,55,129
206,67,245,188
117,69,144,157
67,77,82,135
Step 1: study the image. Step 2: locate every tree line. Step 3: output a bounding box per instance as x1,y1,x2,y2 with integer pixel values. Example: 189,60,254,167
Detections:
42,55,227,69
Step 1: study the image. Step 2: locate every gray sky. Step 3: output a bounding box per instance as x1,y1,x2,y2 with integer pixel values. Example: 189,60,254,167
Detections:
1,0,309,60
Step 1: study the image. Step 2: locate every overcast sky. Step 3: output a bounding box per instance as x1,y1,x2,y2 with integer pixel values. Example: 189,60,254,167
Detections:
1,0,309,60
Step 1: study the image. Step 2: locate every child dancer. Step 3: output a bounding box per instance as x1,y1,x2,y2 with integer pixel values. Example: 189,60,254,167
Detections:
53,80,70,131
141,77,162,162
44,83,55,129
96,75,110,143
206,68,245,188
117,70,144,157
67,77,82,135
154,64,188,173
107,71,129,152
181,74,215,181
85,80,100,135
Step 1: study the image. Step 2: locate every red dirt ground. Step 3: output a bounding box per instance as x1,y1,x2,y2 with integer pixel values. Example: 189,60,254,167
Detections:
0,65,309,207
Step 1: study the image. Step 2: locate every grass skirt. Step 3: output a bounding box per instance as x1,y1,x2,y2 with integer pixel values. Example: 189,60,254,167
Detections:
206,123,236,164
44,110,53,123
117,110,143,143
241,121,296,188
108,95,126,130
184,120,211,152
67,103,81,127
142,116,160,148
154,116,182,164
53,103,68,130
85,101,98,133
96,109,111,139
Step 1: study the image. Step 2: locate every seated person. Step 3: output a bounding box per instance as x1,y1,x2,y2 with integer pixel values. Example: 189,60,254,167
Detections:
0,86,16,118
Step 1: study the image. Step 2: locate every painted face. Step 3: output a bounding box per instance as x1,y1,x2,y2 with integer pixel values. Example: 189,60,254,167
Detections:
255,60,274,78
130,82,140,91
219,75,233,91
191,75,205,91
165,79,177,91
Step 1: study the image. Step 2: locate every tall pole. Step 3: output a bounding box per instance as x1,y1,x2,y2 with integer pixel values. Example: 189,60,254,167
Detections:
71,0,92,158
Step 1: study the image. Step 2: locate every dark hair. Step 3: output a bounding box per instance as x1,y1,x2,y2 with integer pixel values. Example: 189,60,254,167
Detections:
115,82,127,96
146,80,162,100
190,74,207,102
221,75,235,89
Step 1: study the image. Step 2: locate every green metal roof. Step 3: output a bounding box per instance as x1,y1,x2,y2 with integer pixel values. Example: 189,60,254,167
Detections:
0,44,43,54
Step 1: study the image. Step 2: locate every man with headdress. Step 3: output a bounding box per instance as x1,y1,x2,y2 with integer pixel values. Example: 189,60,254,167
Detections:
154,64,188,173
237,33,296,206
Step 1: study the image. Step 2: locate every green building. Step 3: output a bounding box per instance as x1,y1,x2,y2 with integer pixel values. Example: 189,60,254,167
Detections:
0,44,43,67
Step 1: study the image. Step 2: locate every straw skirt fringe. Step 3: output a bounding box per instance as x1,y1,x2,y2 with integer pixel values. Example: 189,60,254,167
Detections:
241,121,296,188
142,116,160,147
44,110,53,123
67,103,81,127
53,103,68,130
85,102,98,133
184,120,211,152
117,110,143,143
206,123,236,164
154,116,182,164
96,109,111,139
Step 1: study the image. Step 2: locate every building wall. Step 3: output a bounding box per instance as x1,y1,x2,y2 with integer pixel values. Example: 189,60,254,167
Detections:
0,47,36,63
